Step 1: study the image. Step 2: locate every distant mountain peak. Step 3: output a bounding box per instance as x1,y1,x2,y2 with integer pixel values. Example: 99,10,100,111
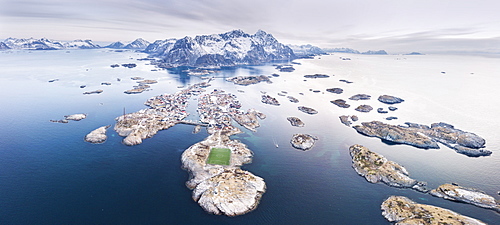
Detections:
148,29,295,68
105,41,125,49
124,38,150,50
2,37,100,50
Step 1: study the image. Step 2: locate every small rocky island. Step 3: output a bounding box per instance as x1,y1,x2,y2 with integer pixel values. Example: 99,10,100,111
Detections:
226,75,271,86
349,94,371,100
339,115,358,127
287,96,299,103
326,88,343,94
290,134,318,150
261,95,280,106
298,106,318,115
378,95,404,104
381,196,486,225
353,121,492,157
331,99,350,108
84,125,110,143
355,104,373,112
430,183,499,212
51,113,87,123
83,89,103,95
303,74,330,79
65,113,87,121
287,117,305,127
349,145,428,192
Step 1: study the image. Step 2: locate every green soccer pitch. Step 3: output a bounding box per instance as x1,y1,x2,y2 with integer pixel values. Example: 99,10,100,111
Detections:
206,147,231,165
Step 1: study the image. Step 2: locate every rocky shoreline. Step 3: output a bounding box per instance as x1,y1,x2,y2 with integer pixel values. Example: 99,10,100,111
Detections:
290,134,318,150
353,121,492,157
261,94,280,106
181,89,267,216
430,183,500,212
378,95,404,104
226,75,271,86
181,130,266,216
381,196,486,225
84,125,110,143
349,145,428,192
331,99,350,108
298,106,318,114
114,82,210,145
287,117,305,127
354,104,373,112
304,74,330,79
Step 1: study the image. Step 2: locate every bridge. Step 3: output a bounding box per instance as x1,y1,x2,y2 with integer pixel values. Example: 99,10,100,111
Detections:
178,120,209,127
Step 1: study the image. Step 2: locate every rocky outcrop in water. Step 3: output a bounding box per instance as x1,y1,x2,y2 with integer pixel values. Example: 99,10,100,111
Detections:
65,114,87,121
226,75,271,86
290,134,318,151
83,90,103,95
339,115,352,127
349,145,428,192
84,125,110,143
298,106,318,115
377,108,388,113
378,95,404,104
353,121,492,157
331,99,350,108
287,96,299,103
326,88,343,94
355,105,373,112
304,74,330,79
430,183,500,212
287,117,305,127
381,196,486,225
261,95,280,106
349,94,371,100
182,129,266,216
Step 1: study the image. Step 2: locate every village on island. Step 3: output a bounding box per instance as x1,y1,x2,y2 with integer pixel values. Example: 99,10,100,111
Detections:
44,33,497,222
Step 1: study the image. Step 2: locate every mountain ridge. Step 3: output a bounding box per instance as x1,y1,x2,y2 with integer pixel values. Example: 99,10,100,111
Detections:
148,29,296,68
2,38,100,50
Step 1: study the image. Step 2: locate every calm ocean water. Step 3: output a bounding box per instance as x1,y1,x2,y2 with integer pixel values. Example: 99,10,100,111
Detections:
0,50,498,224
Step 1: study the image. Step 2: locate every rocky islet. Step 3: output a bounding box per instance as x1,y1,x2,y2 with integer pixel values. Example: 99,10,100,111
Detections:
290,134,318,150
353,121,492,157
84,125,110,144
349,144,428,192
430,183,499,212
381,196,486,225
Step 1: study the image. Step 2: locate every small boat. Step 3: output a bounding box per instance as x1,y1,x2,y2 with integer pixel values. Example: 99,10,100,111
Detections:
272,137,279,148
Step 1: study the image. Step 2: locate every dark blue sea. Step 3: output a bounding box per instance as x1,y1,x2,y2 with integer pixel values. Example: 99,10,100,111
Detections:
0,49,498,224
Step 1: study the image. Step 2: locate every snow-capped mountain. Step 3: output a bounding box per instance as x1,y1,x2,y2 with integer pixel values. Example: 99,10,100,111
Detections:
323,47,361,54
361,50,388,55
104,41,125,49
144,38,177,55
124,38,150,50
148,30,295,67
3,38,100,50
0,42,10,50
288,44,326,57
63,39,100,49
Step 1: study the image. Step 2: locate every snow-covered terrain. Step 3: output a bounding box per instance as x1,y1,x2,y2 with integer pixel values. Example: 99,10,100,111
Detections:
147,29,295,67
2,38,100,50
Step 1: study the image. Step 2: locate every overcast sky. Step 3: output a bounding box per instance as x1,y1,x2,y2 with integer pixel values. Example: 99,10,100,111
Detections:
1,0,499,53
